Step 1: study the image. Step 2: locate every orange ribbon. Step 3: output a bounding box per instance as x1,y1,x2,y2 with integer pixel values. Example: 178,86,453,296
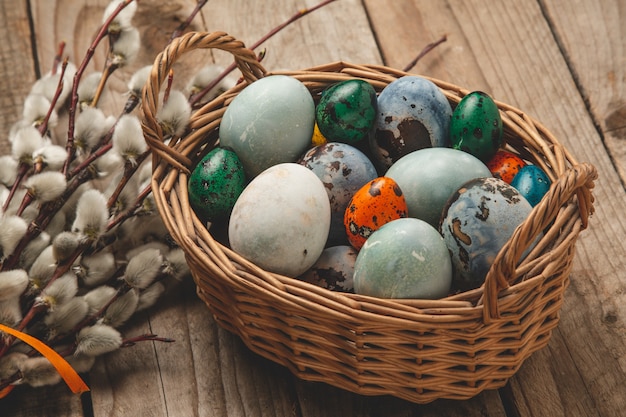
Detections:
0,324,90,398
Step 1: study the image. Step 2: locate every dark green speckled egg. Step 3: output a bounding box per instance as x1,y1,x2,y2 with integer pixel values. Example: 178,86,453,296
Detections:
450,91,503,162
315,79,377,144
188,147,246,222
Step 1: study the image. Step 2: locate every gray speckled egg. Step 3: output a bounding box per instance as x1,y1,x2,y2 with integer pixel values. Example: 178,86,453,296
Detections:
298,245,357,292
439,177,533,291
369,76,452,170
299,142,378,246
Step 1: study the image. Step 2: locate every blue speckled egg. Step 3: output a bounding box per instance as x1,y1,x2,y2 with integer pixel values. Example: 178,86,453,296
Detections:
298,245,357,292
510,165,551,207
299,142,378,246
440,177,533,291
219,75,315,177
369,76,453,170
385,147,492,227
353,218,452,299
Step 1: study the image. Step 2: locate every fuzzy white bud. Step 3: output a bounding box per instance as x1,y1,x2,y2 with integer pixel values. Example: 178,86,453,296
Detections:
83,285,117,315
136,281,165,312
124,248,164,289
11,126,47,163
164,248,190,281
23,171,67,203
51,231,82,264
125,241,168,261
75,324,122,356
0,215,28,260
0,298,22,329
77,72,103,108
110,27,140,68
19,232,50,271
22,94,58,128
77,252,117,287
72,189,109,239
0,155,18,186
186,65,237,101
103,0,138,33
100,288,138,328
112,114,147,165
128,65,152,98
38,272,79,309
75,107,109,152
17,357,62,387
29,245,56,290
157,90,191,137
44,296,89,338
0,269,29,301
65,354,96,373
0,352,28,380
32,144,67,171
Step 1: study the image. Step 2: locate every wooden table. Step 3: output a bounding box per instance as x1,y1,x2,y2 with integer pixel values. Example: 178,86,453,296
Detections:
2,0,625,416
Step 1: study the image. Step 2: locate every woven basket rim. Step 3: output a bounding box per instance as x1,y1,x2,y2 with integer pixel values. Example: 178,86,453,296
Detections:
140,31,598,403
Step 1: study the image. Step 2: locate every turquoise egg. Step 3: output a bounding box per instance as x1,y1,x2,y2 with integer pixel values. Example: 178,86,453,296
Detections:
353,218,452,299
299,142,378,246
299,245,357,292
188,147,246,221
219,75,315,178
450,91,503,162
370,76,452,170
440,177,533,291
510,165,551,206
315,79,378,144
385,147,492,227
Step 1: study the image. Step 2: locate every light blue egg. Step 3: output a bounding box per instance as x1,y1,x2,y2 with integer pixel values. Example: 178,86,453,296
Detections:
440,177,533,291
510,165,551,207
299,142,378,246
385,147,492,227
369,75,452,170
219,75,315,178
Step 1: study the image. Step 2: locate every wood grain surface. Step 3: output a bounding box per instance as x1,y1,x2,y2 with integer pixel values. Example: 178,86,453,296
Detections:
1,1,624,416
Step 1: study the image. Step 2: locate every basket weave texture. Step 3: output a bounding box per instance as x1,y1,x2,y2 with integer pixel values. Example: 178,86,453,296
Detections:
141,31,598,404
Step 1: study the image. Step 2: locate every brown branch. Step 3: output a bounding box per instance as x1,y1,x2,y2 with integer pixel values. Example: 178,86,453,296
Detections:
402,34,448,72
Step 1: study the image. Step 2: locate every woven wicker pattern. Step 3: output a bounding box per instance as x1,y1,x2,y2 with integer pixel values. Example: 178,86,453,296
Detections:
141,32,598,404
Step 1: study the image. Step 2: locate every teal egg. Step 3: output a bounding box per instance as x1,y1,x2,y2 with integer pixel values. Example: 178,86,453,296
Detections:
370,76,452,170
450,91,503,162
219,75,315,178
353,218,452,299
315,79,378,144
188,147,246,221
440,177,533,291
385,147,492,227
510,165,551,206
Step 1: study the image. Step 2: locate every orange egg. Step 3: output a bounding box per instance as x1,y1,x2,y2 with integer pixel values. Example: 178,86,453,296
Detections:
344,177,408,250
486,150,527,184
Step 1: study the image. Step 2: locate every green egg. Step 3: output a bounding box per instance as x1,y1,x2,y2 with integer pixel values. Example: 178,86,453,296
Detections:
315,79,377,144
450,91,503,162
188,147,246,222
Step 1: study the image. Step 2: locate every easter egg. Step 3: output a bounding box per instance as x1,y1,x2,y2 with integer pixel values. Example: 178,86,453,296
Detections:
440,177,533,291
188,147,246,222
299,245,357,292
486,150,526,184
344,176,408,250
219,75,315,177
228,163,330,277
450,91,503,162
370,75,452,170
353,218,452,299
311,123,327,146
510,165,551,207
299,142,378,246
385,147,492,227
316,79,378,144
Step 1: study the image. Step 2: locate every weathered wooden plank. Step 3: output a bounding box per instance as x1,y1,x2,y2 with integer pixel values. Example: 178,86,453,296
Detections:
540,0,626,182
364,1,626,417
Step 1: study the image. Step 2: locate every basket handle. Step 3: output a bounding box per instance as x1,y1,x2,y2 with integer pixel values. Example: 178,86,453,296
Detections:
482,162,598,322
141,31,266,173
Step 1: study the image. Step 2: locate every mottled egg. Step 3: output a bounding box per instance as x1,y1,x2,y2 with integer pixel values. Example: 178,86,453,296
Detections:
440,177,533,291
385,147,492,227
486,150,527,184
219,75,315,177
353,218,452,299
299,245,357,292
188,147,246,222
316,79,378,144
299,142,378,246
510,165,551,207
370,75,452,170
228,163,330,277
450,91,503,162
344,176,408,250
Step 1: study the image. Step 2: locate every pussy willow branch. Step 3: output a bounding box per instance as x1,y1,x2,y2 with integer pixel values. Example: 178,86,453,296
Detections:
402,34,448,72
38,59,68,136
170,0,208,41
51,41,66,75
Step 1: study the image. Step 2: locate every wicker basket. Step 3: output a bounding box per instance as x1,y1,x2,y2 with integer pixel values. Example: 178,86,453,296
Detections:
141,31,598,404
